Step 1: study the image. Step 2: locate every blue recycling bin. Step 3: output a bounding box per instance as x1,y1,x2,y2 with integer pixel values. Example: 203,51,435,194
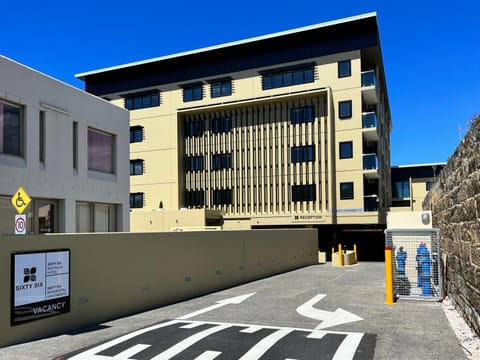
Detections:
416,243,431,296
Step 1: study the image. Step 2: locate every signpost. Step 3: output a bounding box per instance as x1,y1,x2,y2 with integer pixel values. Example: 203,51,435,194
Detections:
10,186,31,235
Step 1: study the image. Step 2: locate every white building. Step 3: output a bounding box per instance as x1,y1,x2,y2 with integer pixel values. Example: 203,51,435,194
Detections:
0,55,130,234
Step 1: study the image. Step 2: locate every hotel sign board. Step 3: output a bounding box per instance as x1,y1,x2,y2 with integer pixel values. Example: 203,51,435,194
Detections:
11,249,70,326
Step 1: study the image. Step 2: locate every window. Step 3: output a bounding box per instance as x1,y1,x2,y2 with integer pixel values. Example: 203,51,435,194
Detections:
291,106,315,124
130,126,144,143
393,181,410,198
340,182,354,200
39,111,45,163
73,122,78,169
426,181,433,191
292,184,316,202
212,153,232,170
0,100,23,157
185,190,205,207
185,155,204,172
261,63,315,90
339,100,352,119
88,128,115,174
130,193,144,208
184,119,204,137
212,189,233,205
211,116,232,134
125,92,160,110
338,60,351,78
76,202,117,232
339,141,353,159
291,145,315,163
182,83,203,102
210,79,232,98
130,159,144,175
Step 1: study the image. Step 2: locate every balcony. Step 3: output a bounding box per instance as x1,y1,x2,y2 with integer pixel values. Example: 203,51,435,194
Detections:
363,153,379,179
361,70,378,105
364,195,379,212
362,112,379,141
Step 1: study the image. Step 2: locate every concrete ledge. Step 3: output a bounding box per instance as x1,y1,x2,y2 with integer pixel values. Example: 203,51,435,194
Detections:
332,250,357,267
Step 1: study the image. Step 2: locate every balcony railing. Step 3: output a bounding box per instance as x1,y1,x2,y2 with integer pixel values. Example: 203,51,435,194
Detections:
362,112,378,128
364,195,379,211
361,70,377,87
363,153,378,170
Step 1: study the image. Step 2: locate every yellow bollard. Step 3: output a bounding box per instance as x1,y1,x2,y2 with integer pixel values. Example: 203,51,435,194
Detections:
338,243,343,267
354,244,357,263
384,246,395,305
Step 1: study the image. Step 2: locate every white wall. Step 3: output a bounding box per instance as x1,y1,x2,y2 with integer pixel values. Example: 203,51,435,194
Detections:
0,56,130,232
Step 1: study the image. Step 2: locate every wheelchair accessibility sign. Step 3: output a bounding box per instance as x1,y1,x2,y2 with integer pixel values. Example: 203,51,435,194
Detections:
11,186,31,214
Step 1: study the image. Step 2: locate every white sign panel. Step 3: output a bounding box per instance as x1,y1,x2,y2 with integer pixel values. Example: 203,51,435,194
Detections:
11,249,70,325
14,214,26,235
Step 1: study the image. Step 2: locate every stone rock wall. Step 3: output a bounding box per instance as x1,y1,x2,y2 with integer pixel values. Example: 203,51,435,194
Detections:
424,115,480,336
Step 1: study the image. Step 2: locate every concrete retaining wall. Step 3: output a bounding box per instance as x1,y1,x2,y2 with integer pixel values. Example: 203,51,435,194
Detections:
0,229,317,347
424,115,480,336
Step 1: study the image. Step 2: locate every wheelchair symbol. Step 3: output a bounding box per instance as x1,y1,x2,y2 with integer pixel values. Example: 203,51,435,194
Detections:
16,192,26,208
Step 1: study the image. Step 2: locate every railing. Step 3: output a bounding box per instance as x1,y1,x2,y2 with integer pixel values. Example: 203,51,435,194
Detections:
362,112,377,128
364,195,379,211
363,153,378,170
362,70,376,87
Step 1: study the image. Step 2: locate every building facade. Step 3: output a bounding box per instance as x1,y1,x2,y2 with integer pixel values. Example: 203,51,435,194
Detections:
0,56,130,234
77,13,392,234
390,163,444,211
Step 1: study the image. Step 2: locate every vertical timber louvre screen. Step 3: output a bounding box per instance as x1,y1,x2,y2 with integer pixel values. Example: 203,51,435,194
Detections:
385,229,442,301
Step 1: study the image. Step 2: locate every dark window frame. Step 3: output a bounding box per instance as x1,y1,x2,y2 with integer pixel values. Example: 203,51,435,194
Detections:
339,141,353,159
339,100,352,119
338,59,351,78
129,192,144,208
130,159,144,176
184,119,204,137
291,145,315,163
185,190,205,207
261,63,315,90
130,126,144,143
185,155,204,172
182,83,203,102
210,79,232,98
291,105,315,125
124,92,160,110
212,153,232,170
291,184,316,202
210,116,232,134
212,188,233,206
340,182,354,200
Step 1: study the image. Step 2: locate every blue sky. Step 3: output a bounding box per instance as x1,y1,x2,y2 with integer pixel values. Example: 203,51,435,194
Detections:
2,1,478,166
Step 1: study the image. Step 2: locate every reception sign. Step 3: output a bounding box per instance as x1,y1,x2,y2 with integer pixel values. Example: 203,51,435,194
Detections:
11,249,70,325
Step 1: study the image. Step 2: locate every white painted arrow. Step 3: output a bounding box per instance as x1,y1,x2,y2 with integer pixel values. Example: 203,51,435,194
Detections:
296,294,363,330
178,293,256,320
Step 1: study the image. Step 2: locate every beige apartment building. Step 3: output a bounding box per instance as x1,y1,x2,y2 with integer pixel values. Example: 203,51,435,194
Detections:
0,56,130,234
77,13,392,250
391,163,444,212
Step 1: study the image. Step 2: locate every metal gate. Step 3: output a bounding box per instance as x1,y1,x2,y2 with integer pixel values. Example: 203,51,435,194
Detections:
385,228,442,301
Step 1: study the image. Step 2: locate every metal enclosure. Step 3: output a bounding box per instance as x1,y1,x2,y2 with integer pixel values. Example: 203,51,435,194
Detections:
385,229,442,301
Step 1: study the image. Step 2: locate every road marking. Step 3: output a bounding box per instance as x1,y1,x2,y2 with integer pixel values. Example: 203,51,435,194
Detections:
194,350,222,359
238,328,293,360
63,320,372,360
178,293,255,320
296,294,363,329
150,323,231,359
110,344,151,359
67,320,178,360
332,332,364,360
